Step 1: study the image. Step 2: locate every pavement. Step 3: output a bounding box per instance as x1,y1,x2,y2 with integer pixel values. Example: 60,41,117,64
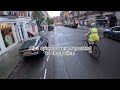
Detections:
0,30,48,79
7,26,120,79
0,42,22,79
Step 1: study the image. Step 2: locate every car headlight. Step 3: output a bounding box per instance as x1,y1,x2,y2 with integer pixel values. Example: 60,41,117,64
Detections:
34,46,39,51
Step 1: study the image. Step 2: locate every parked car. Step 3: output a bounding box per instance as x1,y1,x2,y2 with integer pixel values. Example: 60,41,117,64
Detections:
70,23,77,28
67,24,71,27
103,26,120,40
19,36,48,58
64,24,67,27
48,25,54,31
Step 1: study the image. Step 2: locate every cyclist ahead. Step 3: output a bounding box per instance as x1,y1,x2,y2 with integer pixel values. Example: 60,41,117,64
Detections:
84,23,100,46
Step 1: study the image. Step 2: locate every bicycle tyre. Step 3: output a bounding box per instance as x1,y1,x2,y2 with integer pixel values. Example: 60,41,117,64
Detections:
92,45,100,58
83,40,89,47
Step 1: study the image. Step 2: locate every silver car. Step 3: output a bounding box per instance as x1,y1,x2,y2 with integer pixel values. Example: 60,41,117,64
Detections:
19,36,48,58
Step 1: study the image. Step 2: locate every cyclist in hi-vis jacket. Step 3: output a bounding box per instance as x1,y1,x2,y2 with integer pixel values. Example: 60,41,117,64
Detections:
84,23,100,46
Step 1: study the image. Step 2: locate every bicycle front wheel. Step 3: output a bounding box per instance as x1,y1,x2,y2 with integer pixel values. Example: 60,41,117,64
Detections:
92,45,100,58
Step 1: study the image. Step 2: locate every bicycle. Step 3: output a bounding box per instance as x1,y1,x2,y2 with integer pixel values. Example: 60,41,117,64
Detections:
83,36,101,58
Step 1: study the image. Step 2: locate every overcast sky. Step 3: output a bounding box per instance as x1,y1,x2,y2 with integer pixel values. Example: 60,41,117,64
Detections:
47,11,61,17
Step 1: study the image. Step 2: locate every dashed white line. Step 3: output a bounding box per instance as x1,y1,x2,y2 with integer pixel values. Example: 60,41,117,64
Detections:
44,69,47,79
55,41,77,46
47,56,49,62
41,62,45,70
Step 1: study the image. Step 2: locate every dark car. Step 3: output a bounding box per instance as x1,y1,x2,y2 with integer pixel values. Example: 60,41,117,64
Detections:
103,26,120,40
64,24,67,27
19,36,48,58
48,25,54,31
70,23,77,28
68,24,70,27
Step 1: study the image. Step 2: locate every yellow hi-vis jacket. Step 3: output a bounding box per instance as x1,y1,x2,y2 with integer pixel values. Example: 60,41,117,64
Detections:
89,28,99,42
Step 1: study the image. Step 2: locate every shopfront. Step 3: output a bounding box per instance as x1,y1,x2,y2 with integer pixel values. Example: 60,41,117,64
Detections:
0,30,6,55
0,23,15,48
0,23,16,55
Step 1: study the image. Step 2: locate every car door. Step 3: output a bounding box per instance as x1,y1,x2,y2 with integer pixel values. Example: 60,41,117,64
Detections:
112,27,120,40
108,27,117,38
106,28,113,37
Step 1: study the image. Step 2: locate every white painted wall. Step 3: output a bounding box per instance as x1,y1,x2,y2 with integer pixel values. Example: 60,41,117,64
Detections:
115,12,120,19
0,16,39,55
0,30,6,55
11,23,18,43
115,12,120,25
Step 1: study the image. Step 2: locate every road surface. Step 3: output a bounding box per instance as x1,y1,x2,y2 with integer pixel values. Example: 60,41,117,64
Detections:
9,26,120,79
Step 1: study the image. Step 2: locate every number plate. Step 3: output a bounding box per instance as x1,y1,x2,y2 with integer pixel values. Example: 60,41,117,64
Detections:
23,51,32,55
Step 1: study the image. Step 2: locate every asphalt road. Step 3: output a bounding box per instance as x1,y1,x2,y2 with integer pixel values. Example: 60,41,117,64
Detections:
9,26,120,79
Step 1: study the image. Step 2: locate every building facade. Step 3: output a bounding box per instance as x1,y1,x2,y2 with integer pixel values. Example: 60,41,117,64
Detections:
41,11,49,32
15,11,38,40
78,11,117,28
53,16,61,25
0,11,38,55
115,11,120,26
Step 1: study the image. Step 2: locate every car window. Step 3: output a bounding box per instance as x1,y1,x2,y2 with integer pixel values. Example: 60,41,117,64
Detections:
21,39,36,49
40,37,44,41
36,39,40,46
112,27,120,31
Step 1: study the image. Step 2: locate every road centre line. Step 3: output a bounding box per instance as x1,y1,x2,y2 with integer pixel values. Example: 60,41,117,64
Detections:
41,62,45,70
44,69,47,79
47,56,49,62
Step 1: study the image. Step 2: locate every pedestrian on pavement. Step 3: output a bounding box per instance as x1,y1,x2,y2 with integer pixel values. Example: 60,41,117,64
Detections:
27,31,34,38
84,23,100,46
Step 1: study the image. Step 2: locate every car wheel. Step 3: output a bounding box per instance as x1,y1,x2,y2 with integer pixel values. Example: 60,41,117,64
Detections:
41,51,45,56
23,56,27,60
104,33,109,38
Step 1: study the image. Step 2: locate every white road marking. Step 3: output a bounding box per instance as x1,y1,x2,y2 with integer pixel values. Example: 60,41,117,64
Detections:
49,41,82,47
56,41,79,46
41,62,45,70
57,34,74,37
44,69,47,79
47,56,49,62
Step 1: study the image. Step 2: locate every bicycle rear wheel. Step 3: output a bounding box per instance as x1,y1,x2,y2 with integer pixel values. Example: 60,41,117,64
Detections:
83,40,89,47
92,45,100,58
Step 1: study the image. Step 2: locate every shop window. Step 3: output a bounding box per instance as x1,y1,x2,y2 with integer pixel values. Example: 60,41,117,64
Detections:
1,27,15,47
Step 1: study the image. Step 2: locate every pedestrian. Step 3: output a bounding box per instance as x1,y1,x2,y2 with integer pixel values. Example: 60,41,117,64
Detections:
27,31,34,38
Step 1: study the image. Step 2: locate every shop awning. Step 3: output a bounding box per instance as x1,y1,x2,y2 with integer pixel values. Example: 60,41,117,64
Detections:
0,23,12,29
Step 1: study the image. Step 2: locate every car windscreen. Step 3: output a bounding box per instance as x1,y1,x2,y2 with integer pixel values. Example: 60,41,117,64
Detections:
21,39,37,49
